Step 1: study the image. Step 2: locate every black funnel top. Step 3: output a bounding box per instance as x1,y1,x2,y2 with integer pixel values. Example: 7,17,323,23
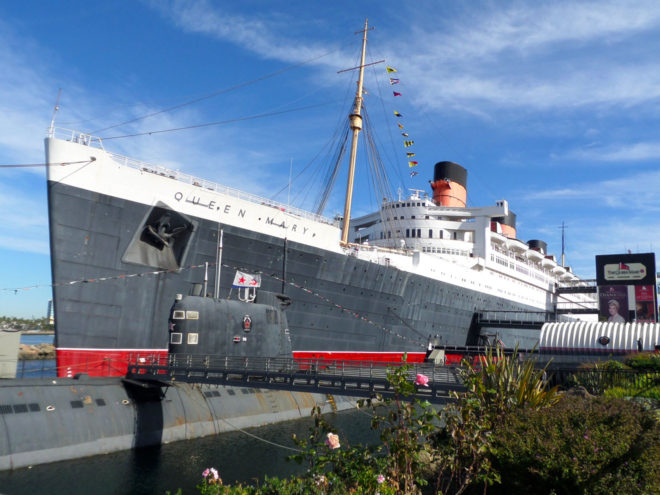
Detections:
433,161,467,188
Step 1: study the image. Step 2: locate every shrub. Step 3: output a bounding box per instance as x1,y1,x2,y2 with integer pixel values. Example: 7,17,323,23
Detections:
489,396,660,495
625,352,660,371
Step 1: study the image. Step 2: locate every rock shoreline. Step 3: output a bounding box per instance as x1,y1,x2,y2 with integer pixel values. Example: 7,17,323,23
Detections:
18,343,56,360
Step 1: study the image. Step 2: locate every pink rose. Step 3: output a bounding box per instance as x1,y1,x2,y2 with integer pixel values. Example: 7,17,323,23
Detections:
325,432,340,449
414,373,429,387
202,467,219,480
377,474,385,484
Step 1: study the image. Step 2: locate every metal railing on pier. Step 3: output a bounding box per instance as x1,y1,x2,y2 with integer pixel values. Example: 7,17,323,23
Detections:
126,354,465,404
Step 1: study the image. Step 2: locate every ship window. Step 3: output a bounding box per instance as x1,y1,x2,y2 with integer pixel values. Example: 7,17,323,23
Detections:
187,333,199,345
388,231,391,238
0,405,12,414
429,229,433,238
411,229,416,238
417,229,421,237
439,231,443,239
407,202,411,207
406,229,410,238
411,215,415,219
453,232,457,240
13,404,28,414
29,403,40,412
173,310,185,319
186,311,199,320
396,204,400,208
96,399,106,406
170,332,183,344
70,401,84,409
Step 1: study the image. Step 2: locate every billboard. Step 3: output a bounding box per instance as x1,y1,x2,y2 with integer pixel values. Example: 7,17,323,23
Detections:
595,253,655,286
595,253,657,323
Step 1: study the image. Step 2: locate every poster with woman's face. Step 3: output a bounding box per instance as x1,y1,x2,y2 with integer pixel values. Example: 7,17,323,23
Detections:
598,286,628,323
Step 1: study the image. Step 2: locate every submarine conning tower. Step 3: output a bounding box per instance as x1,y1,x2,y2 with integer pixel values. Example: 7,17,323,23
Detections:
430,161,467,207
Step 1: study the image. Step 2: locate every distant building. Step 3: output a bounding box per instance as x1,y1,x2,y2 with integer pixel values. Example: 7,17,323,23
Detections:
47,300,54,325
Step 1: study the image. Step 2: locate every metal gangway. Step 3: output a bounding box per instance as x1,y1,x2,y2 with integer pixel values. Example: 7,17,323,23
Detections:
125,355,465,404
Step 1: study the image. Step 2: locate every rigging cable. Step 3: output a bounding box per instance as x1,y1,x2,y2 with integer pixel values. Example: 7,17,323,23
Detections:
0,160,93,168
91,42,352,135
100,102,335,141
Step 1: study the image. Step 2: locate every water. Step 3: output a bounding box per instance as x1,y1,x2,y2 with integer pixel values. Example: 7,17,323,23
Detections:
19,334,54,346
15,334,56,378
0,408,379,495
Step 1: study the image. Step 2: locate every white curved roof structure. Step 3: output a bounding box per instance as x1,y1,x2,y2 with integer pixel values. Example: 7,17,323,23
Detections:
540,321,660,353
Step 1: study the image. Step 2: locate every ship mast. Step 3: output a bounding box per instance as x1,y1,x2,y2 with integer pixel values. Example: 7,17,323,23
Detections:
341,19,369,245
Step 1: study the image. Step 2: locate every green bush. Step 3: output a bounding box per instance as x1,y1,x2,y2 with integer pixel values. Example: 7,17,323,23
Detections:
604,385,660,402
625,352,660,371
488,396,660,495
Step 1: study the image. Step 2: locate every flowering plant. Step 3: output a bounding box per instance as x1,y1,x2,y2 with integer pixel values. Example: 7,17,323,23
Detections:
414,373,429,387
324,432,340,450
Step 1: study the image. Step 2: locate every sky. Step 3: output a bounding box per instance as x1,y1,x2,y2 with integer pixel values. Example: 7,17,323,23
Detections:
2,0,660,318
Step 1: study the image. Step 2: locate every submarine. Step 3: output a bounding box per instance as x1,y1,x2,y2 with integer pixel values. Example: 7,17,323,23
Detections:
0,287,354,471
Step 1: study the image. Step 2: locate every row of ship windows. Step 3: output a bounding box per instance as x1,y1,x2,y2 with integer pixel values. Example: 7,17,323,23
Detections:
171,332,199,345
379,230,458,240
384,202,429,209
422,246,471,256
173,310,199,320
491,253,552,283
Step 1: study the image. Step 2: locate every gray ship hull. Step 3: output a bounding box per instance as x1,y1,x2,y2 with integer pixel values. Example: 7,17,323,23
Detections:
48,180,538,375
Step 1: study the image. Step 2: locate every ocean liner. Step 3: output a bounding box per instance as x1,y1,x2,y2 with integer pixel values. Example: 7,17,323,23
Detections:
45,21,584,378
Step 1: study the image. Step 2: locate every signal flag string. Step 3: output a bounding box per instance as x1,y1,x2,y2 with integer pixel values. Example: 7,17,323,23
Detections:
386,65,419,178
2,262,425,348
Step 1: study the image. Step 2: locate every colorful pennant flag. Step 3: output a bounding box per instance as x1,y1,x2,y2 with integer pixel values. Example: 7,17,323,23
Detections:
404,140,414,147
401,132,409,137
408,161,419,167
386,66,397,73
398,123,404,130
393,91,401,96
410,171,419,177
394,111,402,117
389,78,400,85
406,152,416,157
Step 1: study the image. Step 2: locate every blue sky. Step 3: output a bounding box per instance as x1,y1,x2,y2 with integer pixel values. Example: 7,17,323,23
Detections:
2,0,660,318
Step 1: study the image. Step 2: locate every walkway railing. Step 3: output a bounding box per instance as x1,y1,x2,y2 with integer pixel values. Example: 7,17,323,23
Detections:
126,354,465,404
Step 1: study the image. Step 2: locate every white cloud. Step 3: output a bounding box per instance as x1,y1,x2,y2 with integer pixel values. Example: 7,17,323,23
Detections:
525,169,660,208
151,0,352,70
564,141,660,162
